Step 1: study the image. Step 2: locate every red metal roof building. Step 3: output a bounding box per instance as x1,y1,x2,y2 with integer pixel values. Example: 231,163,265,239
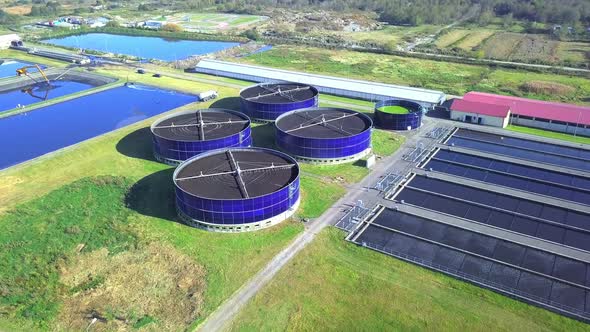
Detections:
462,92,590,136
450,99,511,118
463,92,590,126
449,98,511,128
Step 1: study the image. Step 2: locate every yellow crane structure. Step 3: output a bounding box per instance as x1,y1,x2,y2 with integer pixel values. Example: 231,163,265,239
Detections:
16,64,51,85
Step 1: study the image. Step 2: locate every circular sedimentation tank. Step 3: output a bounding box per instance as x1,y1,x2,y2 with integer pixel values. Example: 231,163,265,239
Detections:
239,82,319,121
374,99,423,130
275,107,373,164
151,108,252,165
173,147,300,232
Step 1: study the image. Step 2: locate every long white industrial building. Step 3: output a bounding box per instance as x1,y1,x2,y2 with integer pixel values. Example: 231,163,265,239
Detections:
195,59,446,108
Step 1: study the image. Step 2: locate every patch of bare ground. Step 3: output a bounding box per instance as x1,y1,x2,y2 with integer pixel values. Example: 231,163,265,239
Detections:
3,5,31,15
56,243,206,331
520,81,575,95
513,34,559,62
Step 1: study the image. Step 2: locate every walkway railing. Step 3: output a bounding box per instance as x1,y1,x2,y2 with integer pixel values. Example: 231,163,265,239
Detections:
335,201,370,232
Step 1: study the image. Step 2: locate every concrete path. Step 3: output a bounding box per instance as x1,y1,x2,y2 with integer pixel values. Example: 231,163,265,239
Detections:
197,119,438,332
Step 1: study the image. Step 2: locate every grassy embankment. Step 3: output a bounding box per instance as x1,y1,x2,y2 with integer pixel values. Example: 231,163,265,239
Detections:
221,45,590,331
508,125,590,145
233,45,590,105
229,228,589,331
31,26,248,43
0,58,403,330
0,49,68,68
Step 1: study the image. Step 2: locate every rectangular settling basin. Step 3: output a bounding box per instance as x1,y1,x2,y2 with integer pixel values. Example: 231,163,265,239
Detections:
0,70,115,112
0,59,46,79
43,33,240,61
0,84,195,170
0,80,94,112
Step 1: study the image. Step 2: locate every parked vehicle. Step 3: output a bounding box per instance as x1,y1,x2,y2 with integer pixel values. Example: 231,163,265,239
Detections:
197,90,218,102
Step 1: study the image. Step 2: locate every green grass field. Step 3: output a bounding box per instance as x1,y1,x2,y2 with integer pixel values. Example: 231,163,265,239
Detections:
319,94,374,108
170,12,267,32
0,174,304,331
0,49,67,68
3,45,587,331
229,228,588,331
378,105,410,114
0,55,404,330
507,125,590,145
234,45,590,105
435,29,471,48
454,30,495,50
338,25,442,49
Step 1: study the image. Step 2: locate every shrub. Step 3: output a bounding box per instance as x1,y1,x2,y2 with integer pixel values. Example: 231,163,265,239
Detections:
162,23,183,32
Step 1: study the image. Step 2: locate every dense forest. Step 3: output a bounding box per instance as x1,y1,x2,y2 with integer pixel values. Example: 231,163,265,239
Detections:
213,0,590,26
2,0,589,27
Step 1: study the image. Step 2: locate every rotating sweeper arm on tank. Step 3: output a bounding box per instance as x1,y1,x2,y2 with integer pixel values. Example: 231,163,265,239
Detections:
16,64,51,86
175,162,295,181
247,84,310,102
21,86,50,101
285,112,357,135
152,120,250,130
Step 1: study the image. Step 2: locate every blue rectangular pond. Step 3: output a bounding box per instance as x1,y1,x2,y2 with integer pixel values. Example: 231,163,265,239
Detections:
0,84,196,170
0,60,46,79
43,33,240,61
0,80,95,112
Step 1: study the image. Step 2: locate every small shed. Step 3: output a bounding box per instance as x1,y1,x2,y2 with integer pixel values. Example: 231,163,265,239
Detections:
144,20,164,30
450,99,511,128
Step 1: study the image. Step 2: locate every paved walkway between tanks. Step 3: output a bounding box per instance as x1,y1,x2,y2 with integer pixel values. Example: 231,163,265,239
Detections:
196,118,438,332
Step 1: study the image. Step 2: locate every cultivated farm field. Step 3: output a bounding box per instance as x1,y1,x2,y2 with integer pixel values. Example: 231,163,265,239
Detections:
435,29,496,51
556,41,590,64
433,27,589,66
454,29,495,50
435,29,471,48
481,33,559,62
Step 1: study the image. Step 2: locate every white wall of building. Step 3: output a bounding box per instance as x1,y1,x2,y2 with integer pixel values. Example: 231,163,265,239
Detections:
511,116,590,137
450,110,508,128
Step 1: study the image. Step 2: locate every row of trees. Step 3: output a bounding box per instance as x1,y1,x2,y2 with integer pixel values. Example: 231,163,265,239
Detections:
211,0,590,26
0,10,18,24
477,0,590,27
6,0,590,27
28,1,61,16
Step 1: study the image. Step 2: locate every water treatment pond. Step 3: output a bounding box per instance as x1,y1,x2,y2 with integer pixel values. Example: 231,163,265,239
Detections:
0,60,46,79
0,80,94,112
0,84,195,170
43,33,240,61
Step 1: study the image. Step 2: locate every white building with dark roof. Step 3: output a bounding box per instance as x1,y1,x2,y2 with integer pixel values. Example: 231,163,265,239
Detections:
195,59,446,108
